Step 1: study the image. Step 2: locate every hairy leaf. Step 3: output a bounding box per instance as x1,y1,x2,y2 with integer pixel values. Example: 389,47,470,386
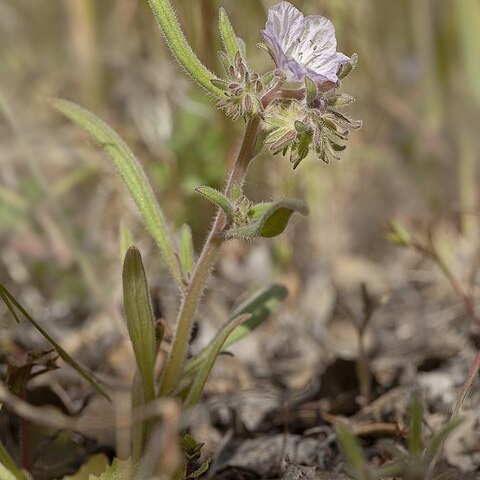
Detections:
221,198,308,240
122,247,157,402
52,99,184,291
218,7,243,62
195,186,235,223
148,0,223,98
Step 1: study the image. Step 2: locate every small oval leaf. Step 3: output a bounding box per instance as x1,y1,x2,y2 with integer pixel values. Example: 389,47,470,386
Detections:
221,198,308,240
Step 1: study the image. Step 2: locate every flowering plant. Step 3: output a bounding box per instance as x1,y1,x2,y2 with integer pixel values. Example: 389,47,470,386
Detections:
19,0,363,476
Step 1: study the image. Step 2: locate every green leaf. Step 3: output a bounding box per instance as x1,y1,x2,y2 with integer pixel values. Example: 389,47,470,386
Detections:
221,198,308,240
195,186,235,223
0,442,29,480
423,417,463,466
183,284,288,379
186,458,211,479
218,7,243,62
184,313,251,408
148,0,223,98
122,247,157,402
51,99,184,292
408,395,423,457
336,422,366,471
336,423,375,480
61,454,109,480
89,458,134,480
179,224,195,279
0,283,110,401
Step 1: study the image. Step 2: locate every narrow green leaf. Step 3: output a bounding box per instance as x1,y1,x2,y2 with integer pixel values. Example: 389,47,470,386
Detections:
218,7,242,62
423,417,463,465
336,422,366,471
0,441,29,480
131,370,147,462
183,284,288,379
0,463,19,480
52,99,184,292
122,247,157,402
408,395,423,457
184,314,251,408
221,198,308,240
148,0,223,98
0,283,109,400
195,186,235,223
179,224,195,279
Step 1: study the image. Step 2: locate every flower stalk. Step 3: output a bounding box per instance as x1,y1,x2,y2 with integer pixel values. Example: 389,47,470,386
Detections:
158,117,261,396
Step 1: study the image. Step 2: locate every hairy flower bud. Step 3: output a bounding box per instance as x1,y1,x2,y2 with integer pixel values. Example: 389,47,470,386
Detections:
213,52,265,121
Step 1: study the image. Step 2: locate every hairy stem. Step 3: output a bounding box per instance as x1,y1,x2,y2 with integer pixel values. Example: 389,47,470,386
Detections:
158,117,260,396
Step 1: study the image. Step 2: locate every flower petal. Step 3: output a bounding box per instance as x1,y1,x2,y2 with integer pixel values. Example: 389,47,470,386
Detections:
261,1,350,83
261,1,304,58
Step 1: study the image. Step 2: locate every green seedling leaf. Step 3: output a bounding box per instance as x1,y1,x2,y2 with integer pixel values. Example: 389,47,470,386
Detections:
122,247,157,402
51,99,184,292
218,7,243,62
183,284,288,379
0,283,109,401
0,441,29,480
195,186,235,223
336,422,366,472
221,198,308,240
408,395,423,457
148,0,223,98
423,416,463,466
184,313,251,408
180,224,195,279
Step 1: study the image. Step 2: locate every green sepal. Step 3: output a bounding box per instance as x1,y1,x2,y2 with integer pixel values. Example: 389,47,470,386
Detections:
186,459,211,479
195,186,235,223
218,7,243,62
304,76,318,106
221,198,308,240
328,93,355,108
338,53,358,80
122,247,157,402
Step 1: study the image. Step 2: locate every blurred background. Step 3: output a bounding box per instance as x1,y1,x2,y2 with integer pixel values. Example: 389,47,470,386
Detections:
1,0,480,358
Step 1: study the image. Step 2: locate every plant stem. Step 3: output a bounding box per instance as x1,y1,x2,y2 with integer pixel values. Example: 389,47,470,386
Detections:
158,117,260,396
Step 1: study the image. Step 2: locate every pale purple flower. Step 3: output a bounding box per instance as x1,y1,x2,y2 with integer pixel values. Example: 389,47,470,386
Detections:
261,1,350,84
